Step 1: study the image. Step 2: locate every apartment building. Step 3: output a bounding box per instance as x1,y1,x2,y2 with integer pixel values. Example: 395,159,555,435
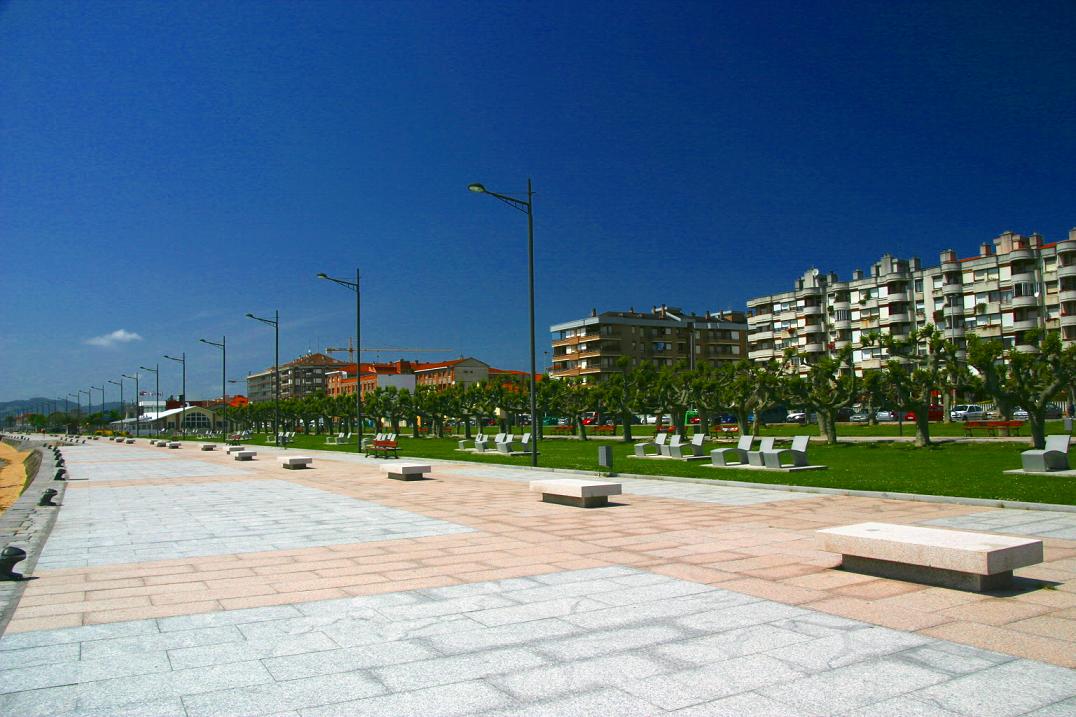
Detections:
549,305,748,382
746,228,1076,372
325,357,519,397
245,353,346,403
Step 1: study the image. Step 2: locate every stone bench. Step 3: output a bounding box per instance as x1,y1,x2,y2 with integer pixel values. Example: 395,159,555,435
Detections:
279,456,313,469
529,478,622,508
200,444,217,451
381,462,430,481
225,445,245,454
167,442,181,449
233,450,257,461
125,438,135,444
817,522,1043,592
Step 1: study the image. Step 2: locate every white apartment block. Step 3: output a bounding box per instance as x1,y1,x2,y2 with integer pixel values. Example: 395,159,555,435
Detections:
746,228,1076,372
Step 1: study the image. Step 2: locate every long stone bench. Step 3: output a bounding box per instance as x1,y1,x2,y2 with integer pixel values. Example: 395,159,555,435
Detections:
529,478,622,508
280,456,313,469
233,450,257,461
381,463,430,481
200,444,217,451
167,442,181,449
817,522,1043,592
225,445,245,454
125,438,135,444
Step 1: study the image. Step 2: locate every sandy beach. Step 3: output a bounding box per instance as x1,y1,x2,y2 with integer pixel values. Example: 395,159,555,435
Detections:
0,441,30,515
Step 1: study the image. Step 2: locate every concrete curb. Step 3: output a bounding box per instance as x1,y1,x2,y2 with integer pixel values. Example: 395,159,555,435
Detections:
0,439,67,637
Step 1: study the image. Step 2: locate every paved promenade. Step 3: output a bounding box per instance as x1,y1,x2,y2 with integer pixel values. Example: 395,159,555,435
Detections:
1,440,1074,716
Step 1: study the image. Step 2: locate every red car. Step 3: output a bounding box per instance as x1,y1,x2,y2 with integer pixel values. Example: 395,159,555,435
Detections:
904,406,943,422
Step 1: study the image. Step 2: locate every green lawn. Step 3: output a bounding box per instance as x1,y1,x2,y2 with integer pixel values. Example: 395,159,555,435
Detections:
223,432,1076,506
545,419,1070,439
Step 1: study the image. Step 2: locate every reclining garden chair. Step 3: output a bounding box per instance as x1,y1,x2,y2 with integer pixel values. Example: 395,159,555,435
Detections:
762,435,810,469
711,435,753,466
1021,434,1071,472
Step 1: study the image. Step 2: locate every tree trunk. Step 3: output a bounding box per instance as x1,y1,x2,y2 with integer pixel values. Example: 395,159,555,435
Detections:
576,417,588,440
942,392,953,424
621,410,634,442
914,412,931,448
464,418,472,439
736,409,749,436
1029,411,1046,450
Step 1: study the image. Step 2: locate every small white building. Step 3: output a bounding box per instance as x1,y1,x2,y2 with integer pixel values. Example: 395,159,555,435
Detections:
110,406,220,434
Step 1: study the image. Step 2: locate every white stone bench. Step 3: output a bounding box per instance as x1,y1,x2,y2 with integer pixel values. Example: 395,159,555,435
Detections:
225,445,245,454
200,444,217,451
381,462,430,481
817,522,1043,592
125,439,135,444
233,450,257,461
167,442,181,449
529,478,622,508
280,456,313,469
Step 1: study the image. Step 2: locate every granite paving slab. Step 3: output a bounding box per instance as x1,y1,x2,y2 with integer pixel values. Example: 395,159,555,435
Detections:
1,568,1072,716
921,509,1076,541
35,480,473,569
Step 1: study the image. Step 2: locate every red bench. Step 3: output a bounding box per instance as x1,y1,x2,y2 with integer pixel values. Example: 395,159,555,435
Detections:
964,420,1024,436
365,439,399,458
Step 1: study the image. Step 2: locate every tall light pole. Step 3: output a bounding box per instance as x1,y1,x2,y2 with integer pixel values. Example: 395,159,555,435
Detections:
246,310,280,446
317,270,362,451
122,374,140,437
468,179,539,466
163,353,186,437
68,392,80,432
80,389,92,431
108,379,124,432
199,336,227,438
139,363,158,434
92,385,104,428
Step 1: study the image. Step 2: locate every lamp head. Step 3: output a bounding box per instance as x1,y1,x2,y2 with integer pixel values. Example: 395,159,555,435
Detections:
316,273,328,279
245,313,255,318
467,183,487,194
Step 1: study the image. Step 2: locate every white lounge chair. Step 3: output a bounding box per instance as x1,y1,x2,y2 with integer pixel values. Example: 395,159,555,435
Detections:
1021,435,1070,472
660,434,684,456
634,432,667,457
669,433,706,459
711,435,753,466
496,434,521,453
746,437,776,466
762,435,811,468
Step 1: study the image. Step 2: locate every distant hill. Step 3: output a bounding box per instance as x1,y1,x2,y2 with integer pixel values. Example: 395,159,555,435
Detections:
0,397,124,416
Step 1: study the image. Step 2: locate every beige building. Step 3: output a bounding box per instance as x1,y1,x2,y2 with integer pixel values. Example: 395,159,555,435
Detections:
246,353,346,403
746,228,1076,372
549,305,748,382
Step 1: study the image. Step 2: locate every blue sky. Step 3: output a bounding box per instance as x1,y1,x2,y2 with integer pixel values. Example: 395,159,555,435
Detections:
2,0,1074,403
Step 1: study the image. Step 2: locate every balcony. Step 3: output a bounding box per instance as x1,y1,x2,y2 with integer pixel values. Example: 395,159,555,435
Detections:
1004,247,1034,262
749,329,774,341
833,339,851,349
801,304,822,316
795,285,822,297
829,298,851,310
748,348,778,361
944,326,965,338
803,342,825,353
1011,294,1037,308
1012,317,1041,332
942,304,964,317
942,282,963,294
881,312,910,325
802,323,824,334
1013,343,1038,354
1058,263,1076,279
1061,289,1076,303
832,319,851,329
1010,270,1036,284
1060,312,1076,327
747,313,772,326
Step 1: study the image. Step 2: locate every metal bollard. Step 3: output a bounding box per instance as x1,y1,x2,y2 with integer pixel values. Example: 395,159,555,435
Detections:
0,546,27,581
38,489,58,506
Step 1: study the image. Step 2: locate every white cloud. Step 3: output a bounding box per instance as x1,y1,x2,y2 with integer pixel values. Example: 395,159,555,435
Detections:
85,329,144,348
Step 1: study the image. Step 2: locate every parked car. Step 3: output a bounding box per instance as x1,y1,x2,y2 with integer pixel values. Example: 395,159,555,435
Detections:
1012,406,1062,420
849,411,870,423
874,410,896,422
950,404,985,422
785,411,807,424
904,406,943,422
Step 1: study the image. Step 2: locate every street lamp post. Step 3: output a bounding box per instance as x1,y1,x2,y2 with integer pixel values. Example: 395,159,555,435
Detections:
317,270,362,451
468,179,539,467
199,336,227,439
246,310,280,447
122,374,140,436
68,392,80,432
80,389,92,432
92,385,104,429
163,353,186,437
140,364,158,438
107,379,124,432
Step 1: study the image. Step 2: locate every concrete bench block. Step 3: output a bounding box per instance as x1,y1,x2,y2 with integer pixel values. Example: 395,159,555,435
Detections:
233,450,257,461
225,445,245,453
201,444,217,451
167,442,181,449
280,456,313,469
381,462,430,480
125,439,135,444
529,478,622,508
817,522,1043,591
